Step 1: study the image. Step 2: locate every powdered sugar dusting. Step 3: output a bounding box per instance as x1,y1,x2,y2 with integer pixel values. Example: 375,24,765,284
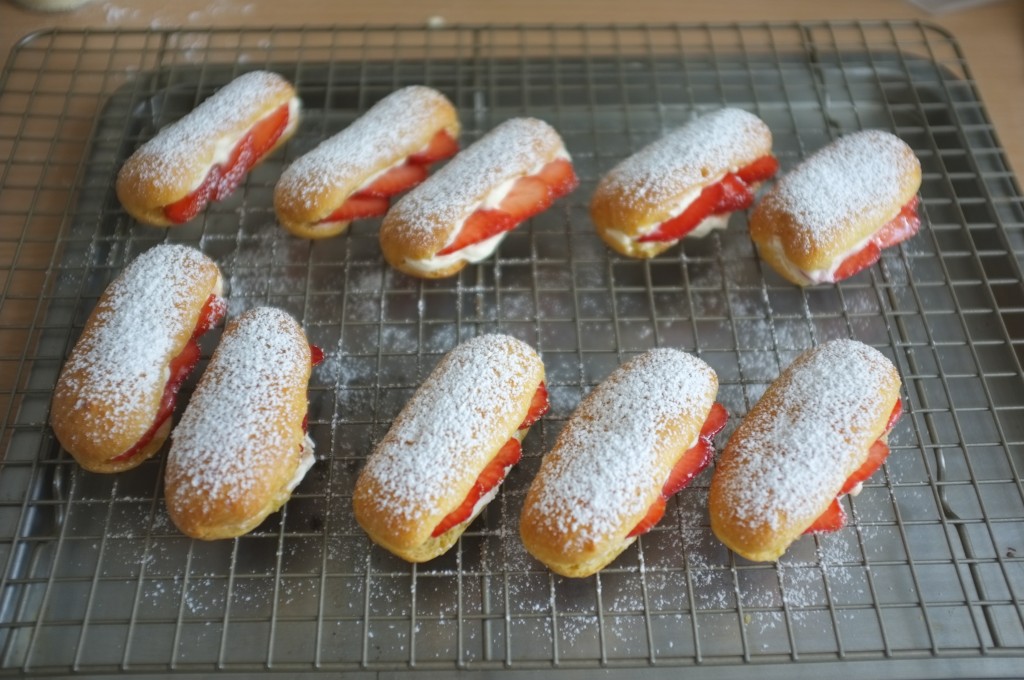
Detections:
717,339,897,532
54,244,216,440
530,349,716,551
759,130,919,254
166,307,310,517
275,86,453,210
386,118,565,243
121,71,291,191
359,334,539,525
597,108,769,213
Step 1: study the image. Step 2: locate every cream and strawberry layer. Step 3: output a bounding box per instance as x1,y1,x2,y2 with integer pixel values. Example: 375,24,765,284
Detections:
764,197,921,285
803,398,902,533
108,286,227,463
605,155,778,256
285,344,325,493
429,382,549,539
402,150,577,276
163,97,300,224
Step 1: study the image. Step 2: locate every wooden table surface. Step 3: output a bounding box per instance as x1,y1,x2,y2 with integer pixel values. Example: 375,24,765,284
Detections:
2,0,1022,177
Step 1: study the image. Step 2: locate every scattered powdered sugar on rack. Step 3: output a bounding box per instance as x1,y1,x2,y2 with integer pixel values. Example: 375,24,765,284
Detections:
120,71,291,192
759,129,919,252
358,334,540,525
596,108,770,214
715,339,898,534
528,349,716,552
386,118,566,247
275,86,452,211
165,307,310,518
54,244,215,441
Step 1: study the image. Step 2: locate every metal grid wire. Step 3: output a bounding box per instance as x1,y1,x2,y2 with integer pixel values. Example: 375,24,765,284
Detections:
0,22,1021,677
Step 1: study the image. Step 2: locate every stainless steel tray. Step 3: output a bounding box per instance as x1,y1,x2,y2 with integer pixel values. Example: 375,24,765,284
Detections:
0,22,1021,678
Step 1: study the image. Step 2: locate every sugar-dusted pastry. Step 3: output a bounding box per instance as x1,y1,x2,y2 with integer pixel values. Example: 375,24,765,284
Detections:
749,129,922,285
353,334,548,562
50,245,226,473
520,349,725,578
117,71,300,226
164,307,323,540
274,86,460,239
591,108,777,258
709,339,903,562
380,117,578,278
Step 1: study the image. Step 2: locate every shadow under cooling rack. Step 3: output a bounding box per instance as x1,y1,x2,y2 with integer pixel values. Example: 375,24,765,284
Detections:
0,22,1021,678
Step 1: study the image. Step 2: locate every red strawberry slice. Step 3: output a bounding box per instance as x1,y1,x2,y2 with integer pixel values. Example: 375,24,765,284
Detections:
804,498,847,534
319,195,390,224
109,339,201,463
637,182,724,243
736,155,780,184
435,209,515,256
885,398,902,432
193,294,227,338
357,163,429,199
627,496,667,539
408,130,460,165
161,103,290,224
627,402,728,537
212,132,255,201
832,240,882,281
498,175,556,221
519,382,550,429
432,437,522,537
840,440,890,496
874,197,921,249
249,102,290,159
310,344,325,367
711,174,754,215
534,158,580,198
164,167,219,224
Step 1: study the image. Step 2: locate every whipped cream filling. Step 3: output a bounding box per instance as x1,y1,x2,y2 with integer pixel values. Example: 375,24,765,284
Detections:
285,433,316,494
191,96,301,193
762,226,879,286
404,148,571,273
620,170,735,249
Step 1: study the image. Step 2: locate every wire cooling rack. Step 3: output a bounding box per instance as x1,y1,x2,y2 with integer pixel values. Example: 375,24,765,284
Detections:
0,22,1021,678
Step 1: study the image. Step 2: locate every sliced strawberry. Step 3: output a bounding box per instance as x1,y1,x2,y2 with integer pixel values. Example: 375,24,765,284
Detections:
627,496,667,538
249,102,290,159
627,402,728,537
519,382,550,429
735,155,779,184
408,130,460,165
194,295,227,338
832,240,882,281
319,195,390,224
534,158,580,199
885,398,902,432
164,167,219,224
435,209,515,256
310,344,325,366
804,498,847,534
109,339,201,462
211,133,255,201
701,402,729,440
637,182,724,243
432,437,522,537
840,440,890,496
357,163,429,199
711,174,754,215
874,197,921,249
498,175,556,221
